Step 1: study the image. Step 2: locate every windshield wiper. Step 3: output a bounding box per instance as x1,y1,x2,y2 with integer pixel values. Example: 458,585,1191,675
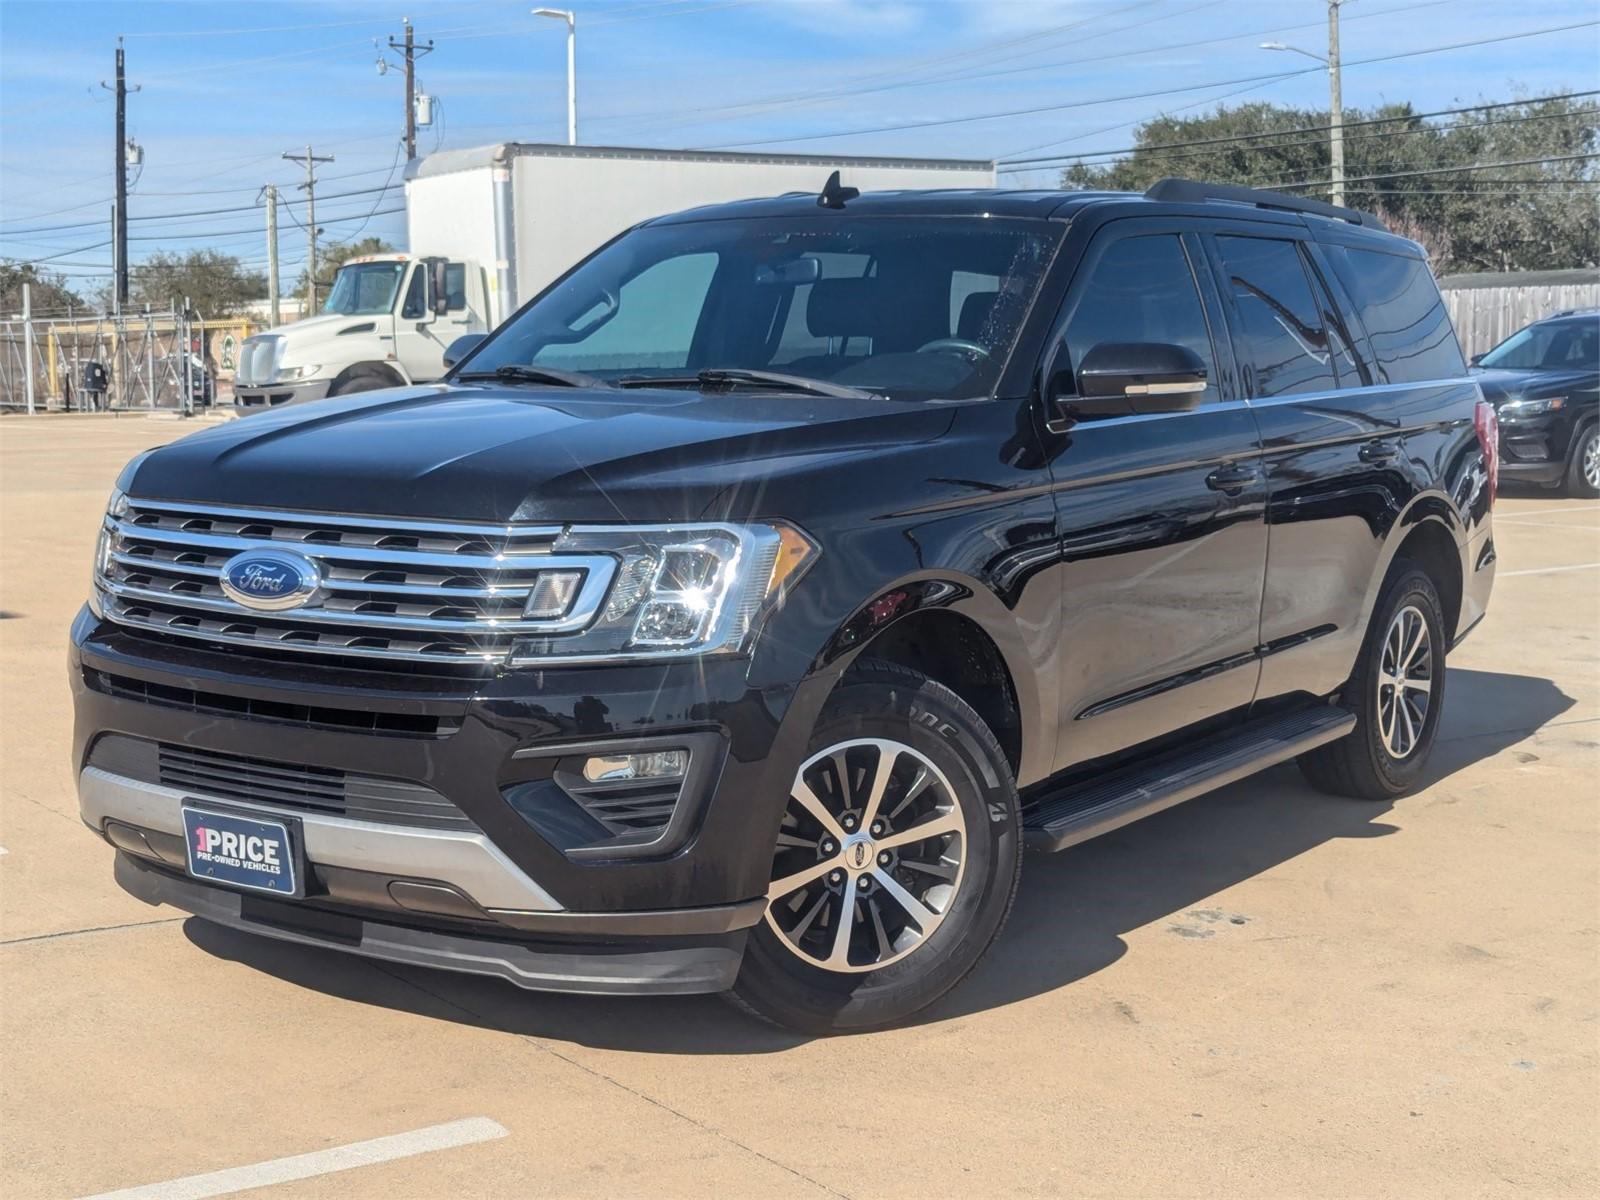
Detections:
617,368,877,400
456,364,611,389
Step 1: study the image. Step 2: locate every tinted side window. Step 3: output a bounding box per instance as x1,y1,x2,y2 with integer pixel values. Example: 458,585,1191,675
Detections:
400,267,426,320
1328,246,1465,383
1061,234,1219,404
1216,236,1336,397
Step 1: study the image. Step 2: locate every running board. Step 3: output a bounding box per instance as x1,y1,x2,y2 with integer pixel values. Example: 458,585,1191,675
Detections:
1023,706,1356,853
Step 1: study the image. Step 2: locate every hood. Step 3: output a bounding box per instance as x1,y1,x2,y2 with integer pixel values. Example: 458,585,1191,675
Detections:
1471,365,1595,405
127,382,951,524
268,311,391,345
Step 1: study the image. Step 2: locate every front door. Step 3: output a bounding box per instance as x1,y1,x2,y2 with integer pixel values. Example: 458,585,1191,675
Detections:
1040,221,1269,771
394,261,475,382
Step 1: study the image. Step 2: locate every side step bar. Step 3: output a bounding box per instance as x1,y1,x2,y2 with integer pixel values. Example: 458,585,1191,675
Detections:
1023,706,1356,853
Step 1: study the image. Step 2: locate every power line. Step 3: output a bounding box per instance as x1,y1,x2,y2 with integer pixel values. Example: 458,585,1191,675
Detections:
2,184,403,236
1268,152,1600,191
1000,91,1600,169
704,19,1600,151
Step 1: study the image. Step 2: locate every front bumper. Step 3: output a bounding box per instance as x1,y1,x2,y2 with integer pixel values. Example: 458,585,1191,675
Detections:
1497,411,1573,483
73,609,835,992
115,853,747,995
232,377,332,408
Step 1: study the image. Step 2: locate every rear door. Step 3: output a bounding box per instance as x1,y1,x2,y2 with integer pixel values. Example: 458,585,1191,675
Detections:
1040,218,1269,772
1198,222,1452,705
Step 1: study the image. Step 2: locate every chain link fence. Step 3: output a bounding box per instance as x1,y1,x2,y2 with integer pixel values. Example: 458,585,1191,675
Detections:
0,303,211,414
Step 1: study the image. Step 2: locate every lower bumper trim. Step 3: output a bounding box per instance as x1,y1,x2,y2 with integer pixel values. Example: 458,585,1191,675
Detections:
116,853,746,996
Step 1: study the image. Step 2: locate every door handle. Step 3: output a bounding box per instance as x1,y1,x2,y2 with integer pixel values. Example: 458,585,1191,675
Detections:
1205,462,1261,494
1358,439,1401,465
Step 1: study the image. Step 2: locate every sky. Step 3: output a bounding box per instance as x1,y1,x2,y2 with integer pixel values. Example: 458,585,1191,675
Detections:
1,0,1596,296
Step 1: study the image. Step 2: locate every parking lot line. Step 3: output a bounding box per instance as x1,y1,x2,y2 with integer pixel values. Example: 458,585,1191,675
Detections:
76,1117,508,1200
1495,505,1600,522
1497,561,1600,578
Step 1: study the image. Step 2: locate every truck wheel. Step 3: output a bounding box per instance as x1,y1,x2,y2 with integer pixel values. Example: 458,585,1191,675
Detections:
1567,424,1599,498
1298,562,1446,800
729,660,1021,1034
327,367,400,397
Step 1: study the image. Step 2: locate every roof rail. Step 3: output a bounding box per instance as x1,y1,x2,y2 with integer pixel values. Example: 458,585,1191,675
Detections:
1143,177,1388,231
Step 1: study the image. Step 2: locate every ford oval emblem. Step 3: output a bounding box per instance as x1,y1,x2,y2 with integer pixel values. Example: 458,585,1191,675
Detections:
218,548,321,612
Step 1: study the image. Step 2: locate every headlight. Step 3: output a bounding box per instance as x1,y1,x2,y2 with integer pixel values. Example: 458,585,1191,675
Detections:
1498,396,1564,417
507,521,817,665
272,363,321,383
87,487,127,617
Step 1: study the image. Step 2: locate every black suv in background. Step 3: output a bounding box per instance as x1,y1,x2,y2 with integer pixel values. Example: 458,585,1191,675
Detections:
1471,310,1600,497
72,179,1496,1033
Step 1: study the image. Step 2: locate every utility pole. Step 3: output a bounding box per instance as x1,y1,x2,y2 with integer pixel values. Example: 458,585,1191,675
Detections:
1327,0,1344,207
283,146,334,313
388,19,435,161
102,40,139,314
263,184,281,327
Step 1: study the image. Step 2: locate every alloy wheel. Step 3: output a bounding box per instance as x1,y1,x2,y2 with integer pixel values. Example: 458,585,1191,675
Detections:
1583,429,1599,492
765,737,967,974
1377,604,1433,760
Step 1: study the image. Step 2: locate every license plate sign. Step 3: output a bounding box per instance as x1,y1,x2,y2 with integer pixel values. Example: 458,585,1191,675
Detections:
181,807,299,896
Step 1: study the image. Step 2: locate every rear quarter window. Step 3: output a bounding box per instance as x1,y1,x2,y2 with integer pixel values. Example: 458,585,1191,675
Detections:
1328,246,1465,383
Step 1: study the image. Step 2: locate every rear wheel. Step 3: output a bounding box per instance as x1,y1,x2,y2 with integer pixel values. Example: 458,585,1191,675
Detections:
1567,423,1599,498
1299,562,1446,800
729,660,1021,1034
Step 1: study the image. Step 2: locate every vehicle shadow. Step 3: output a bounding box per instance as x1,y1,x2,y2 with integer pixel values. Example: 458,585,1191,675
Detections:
185,666,1572,1053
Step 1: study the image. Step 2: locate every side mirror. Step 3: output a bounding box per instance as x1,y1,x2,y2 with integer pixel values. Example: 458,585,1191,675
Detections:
1469,351,1485,366
431,260,450,317
1054,342,1209,419
443,334,487,371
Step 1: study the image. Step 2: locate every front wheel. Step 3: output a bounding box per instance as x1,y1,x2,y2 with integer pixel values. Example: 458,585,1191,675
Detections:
1299,562,1446,800
1567,424,1599,498
729,660,1021,1034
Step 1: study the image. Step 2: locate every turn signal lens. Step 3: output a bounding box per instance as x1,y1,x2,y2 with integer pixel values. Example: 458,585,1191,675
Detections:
767,522,819,601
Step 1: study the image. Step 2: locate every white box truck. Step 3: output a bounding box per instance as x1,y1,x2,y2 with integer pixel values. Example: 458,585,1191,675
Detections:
233,143,995,406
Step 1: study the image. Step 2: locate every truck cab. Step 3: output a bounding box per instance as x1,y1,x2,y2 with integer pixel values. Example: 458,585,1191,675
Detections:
232,253,490,407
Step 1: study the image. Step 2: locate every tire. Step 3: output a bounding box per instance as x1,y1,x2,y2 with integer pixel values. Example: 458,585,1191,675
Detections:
1298,562,1446,800
327,368,400,398
728,659,1021,1034
1566,423,1599,499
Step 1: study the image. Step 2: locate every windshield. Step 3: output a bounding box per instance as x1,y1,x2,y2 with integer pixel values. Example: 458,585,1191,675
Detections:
460,216,1063,400
1478,319,1599,371
323,261,407,316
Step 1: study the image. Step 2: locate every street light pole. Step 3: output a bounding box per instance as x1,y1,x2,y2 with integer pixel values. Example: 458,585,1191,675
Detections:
533,8,577,145
1260,0,1345,206
1327,0,1344,207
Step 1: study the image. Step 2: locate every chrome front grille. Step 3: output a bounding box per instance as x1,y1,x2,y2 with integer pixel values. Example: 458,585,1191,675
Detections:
97,499,616,665
235,336,281,387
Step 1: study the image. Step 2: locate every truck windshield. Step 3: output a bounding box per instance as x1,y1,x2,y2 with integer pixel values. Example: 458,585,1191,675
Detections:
460,216,1063,400
323,261,407,316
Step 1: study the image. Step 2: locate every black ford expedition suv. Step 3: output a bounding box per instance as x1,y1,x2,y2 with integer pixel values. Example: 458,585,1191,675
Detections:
73,179,1496,1033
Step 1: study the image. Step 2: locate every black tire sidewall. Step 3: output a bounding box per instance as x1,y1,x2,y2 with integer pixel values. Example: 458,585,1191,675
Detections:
1348,566,1447,793
733,663,1020,1033
1568,424,1599,498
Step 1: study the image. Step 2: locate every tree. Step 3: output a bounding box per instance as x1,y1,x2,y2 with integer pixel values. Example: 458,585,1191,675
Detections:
0,262,87,316
293,237,395,305
1059,93,1597,274
127,250,267,319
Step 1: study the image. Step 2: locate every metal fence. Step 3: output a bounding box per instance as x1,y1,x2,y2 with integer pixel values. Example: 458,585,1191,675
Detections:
0,303,207,414
1440,269,1600,359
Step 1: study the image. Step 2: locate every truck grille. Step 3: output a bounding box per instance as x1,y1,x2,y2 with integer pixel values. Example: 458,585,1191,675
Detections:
97,499,615,666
